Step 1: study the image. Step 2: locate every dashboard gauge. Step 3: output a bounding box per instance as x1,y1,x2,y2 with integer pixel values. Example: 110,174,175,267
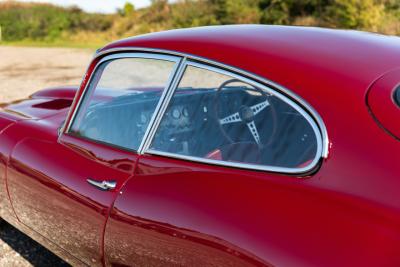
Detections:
182,107,189,117
172,108,181,119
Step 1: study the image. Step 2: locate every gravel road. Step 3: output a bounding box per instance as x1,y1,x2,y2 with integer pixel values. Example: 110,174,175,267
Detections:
0,46,93,266
0,221,70,266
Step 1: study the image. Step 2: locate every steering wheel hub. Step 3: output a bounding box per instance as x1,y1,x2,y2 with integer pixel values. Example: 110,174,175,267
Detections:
214,78,277,146
239,105,255,123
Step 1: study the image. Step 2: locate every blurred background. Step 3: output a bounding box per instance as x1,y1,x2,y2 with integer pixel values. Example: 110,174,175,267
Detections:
0,0,399,48
0,0,399,266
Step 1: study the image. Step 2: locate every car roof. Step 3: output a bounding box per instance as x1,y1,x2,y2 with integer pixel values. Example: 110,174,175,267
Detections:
100,25,400,113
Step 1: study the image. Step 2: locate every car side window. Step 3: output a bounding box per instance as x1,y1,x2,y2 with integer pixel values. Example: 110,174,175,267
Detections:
69,56,177,151
149,63,321,170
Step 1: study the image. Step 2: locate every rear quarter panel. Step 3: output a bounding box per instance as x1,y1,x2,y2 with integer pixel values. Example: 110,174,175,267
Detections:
104,150,400,267
101,41,400,266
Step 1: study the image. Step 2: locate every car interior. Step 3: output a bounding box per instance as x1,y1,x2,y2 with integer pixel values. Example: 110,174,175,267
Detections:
72,83,318,169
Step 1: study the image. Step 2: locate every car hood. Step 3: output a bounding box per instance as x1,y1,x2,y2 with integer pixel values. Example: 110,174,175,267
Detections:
0,86,77,120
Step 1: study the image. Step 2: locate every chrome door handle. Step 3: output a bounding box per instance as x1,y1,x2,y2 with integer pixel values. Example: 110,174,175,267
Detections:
87,179,117,191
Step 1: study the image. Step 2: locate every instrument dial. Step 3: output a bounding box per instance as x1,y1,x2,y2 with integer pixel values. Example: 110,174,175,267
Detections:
172,108,181,119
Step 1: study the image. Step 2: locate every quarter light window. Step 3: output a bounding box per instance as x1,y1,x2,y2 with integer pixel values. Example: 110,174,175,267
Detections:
149,64,321,170
69,56,176,151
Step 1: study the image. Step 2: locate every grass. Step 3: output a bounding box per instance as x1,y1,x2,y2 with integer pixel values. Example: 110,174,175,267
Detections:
0,39,106,49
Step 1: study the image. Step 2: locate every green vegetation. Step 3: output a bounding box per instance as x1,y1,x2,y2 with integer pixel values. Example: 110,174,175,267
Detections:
0,0,400,48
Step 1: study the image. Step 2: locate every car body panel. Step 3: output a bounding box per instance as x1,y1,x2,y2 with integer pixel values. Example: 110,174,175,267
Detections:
0,86,78,120
6,118,138,265
367,67,400,139
104,150,400,267
101,26,400,108
0,116,18,221
30,86,79,101
0,26,400,266
0,86,79,238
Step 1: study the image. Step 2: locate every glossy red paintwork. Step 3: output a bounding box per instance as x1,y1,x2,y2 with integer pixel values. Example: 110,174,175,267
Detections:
30,86,79,100
105,154,400,267
0,26,400,266
367,67,400,139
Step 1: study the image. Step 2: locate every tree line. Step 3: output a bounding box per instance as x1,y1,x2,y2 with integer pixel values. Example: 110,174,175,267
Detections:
0,0,399,46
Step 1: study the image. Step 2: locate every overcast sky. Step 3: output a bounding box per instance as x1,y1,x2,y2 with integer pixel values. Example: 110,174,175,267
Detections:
3,0,151,13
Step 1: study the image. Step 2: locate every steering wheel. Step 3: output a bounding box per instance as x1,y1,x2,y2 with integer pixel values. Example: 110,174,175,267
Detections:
213,79,277,148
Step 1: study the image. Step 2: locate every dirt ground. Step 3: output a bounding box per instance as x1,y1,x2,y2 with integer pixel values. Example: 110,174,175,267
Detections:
0,46,93,266
0,46,93,102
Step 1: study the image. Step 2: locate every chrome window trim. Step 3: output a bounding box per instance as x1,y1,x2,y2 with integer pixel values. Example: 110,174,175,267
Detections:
63,46,328,175
95,47,329,160
63,52,182,152
138,57,187,153
145,149,313,174
144,60,323,175
57,62,92,139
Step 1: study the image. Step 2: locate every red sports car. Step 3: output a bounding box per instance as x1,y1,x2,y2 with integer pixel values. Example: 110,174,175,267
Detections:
0,25,399,266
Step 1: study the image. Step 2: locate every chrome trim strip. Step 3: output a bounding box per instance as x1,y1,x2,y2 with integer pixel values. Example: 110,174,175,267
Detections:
144,60,323,175
57,61,92,140
137,57,185,153
63,52,181,151
97,52,178,66
138,57,187,154
146,149,316,175
95,47,329,159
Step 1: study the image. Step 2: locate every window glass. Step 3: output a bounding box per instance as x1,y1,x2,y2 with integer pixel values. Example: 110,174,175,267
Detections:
150,64,319,169
69,57,176,150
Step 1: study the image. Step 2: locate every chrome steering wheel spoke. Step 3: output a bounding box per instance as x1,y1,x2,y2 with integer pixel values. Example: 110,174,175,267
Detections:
250,99,270,116
219,112,242,125
246,120,261,144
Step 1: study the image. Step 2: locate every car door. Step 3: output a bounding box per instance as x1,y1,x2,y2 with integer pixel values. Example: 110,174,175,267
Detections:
104,61,326,266
7,53,181,266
